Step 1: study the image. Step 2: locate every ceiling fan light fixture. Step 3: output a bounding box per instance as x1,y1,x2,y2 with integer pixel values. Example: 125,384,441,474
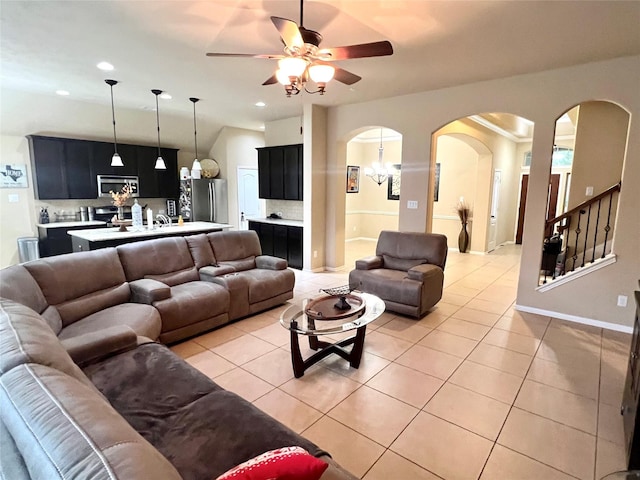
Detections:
276,69,292,86
309,64,334,84
278,57,307,78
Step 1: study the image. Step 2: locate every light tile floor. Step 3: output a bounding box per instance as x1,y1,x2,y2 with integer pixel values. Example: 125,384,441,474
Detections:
171,241,631,480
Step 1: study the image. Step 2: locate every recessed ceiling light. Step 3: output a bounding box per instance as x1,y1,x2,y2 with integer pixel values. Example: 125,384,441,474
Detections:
255,101,266,107
259,125,265,130
56,90,70,96
160,93,172,100
97,61,114,71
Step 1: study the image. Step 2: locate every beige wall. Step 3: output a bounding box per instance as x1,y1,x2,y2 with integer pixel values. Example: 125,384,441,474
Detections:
345,138,401,241
211,127,265,229
325,55,640,327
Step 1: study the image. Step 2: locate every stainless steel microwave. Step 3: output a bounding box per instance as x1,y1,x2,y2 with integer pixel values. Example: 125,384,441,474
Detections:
97,175,140,198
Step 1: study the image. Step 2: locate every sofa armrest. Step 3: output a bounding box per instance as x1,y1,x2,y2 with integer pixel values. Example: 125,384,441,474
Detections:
407,263,443,282
355,256,383,270
256,255,288,270
199,264,236,281
61,325,138,366
129,279,171,304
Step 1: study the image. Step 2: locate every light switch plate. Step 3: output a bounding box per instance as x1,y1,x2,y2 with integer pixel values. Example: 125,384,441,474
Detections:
586,186,594,196
618,295,628,307
407,200,418,209
8,194,19,203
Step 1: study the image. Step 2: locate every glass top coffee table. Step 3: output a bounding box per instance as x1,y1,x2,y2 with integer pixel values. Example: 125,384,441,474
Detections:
280,290,385,378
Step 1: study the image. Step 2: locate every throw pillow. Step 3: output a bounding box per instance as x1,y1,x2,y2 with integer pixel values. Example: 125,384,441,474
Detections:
215,446,328,480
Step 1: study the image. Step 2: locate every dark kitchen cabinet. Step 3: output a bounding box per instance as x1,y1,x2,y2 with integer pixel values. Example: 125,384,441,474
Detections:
38,223,105,257
28,136,68,199
622,290,640,469
248,221,303,269
28,135,178,200
257,144,303,200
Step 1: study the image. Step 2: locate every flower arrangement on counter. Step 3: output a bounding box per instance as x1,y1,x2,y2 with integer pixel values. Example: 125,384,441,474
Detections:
109,184,131,207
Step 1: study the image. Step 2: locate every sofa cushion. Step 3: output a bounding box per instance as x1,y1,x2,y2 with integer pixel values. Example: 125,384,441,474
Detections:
57,303,162,341
0,264,48,315
24,249,131,327
349,269,422,307
84,343,327,479
153,281,229,333
0,419,29,480
236,269,296,304
0,363,182,480
185,233,217,268
219,256,256,272
382,255,426,271
208,230,262,262
0,299,97,392
117,237,198,283
376,231,448,270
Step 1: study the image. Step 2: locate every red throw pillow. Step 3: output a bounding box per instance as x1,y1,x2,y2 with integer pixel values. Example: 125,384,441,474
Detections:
215,446,328,480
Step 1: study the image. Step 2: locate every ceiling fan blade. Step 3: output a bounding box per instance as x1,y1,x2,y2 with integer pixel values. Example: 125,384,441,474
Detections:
333,67,361,85
262,74,278,86
206,52,284,59
318,40,393,60
271,16,304,50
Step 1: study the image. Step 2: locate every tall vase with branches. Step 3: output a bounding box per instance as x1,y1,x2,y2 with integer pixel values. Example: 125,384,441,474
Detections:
455,199,471,253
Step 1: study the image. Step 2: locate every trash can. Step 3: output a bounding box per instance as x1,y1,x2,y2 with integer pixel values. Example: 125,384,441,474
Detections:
17,237,40,263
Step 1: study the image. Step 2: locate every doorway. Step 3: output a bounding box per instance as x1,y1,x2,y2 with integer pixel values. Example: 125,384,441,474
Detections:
237,167,261,229
516,173,560,243
488,169,502,252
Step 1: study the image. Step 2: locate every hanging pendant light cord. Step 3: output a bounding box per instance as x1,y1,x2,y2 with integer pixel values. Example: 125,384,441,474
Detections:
378,128,384,163
154,93,162,157
107,81,119,154
192,100,198,160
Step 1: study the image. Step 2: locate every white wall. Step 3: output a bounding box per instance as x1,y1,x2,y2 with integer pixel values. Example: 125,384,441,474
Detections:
324,55,640,327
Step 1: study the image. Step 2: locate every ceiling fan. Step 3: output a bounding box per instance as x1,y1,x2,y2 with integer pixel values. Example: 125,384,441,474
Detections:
206,0,393,96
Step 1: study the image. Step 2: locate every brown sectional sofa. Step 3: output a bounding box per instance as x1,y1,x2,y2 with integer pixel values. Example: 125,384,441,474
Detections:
0,230,356,479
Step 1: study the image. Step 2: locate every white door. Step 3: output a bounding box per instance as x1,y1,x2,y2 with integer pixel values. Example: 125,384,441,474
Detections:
237,167,261,229
488,169,502,252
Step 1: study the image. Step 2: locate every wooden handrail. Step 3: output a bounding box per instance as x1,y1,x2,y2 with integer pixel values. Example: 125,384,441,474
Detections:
546,181,621,228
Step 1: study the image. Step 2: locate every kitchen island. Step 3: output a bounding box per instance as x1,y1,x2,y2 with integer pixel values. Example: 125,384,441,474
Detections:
69,221,233,252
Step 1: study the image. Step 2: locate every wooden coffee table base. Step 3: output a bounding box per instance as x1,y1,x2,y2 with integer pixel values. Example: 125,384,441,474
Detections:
289,320,367,378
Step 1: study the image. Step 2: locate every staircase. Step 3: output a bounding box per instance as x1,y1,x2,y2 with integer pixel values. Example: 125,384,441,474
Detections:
538,181,621,289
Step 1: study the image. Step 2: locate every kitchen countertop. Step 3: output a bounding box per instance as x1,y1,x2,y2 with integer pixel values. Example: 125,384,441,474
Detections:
246,217,304,228
68,221,233,242
37,221,107,229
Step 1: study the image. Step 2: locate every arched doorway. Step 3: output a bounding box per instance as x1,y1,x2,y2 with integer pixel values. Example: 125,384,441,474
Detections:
344,127,402,265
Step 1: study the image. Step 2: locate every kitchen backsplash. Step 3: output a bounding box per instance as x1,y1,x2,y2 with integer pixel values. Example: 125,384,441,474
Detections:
35,198,169,222
265,200,303,221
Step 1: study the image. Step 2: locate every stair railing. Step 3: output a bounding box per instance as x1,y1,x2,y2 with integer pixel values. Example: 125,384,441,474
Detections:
540,181,621,284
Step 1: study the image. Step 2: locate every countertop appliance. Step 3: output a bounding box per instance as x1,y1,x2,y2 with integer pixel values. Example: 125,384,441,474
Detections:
180,179,228,223
92,205,132,226
97,175,140,198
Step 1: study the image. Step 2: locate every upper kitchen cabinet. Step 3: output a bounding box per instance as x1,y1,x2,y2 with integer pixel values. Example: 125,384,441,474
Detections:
257,144,303,201
136,146,179,199
28,135,178,200
28,136,68,199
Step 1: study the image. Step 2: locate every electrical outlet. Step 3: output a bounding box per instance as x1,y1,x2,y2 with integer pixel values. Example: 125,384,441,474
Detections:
313,250,318,258
617,295,628,307
586,186,594,196
407,200,418,209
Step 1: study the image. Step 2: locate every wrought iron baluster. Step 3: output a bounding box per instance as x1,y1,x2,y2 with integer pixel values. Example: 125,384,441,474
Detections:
572,211,584,272
582,205,592,268
592,199,602,263
602,193,614,258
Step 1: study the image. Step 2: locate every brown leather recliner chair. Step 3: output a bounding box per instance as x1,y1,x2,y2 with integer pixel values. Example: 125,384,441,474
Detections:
349,230,448,318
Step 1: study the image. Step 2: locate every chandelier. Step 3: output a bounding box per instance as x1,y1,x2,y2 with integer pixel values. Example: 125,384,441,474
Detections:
364,129,395,185
276,58,335,97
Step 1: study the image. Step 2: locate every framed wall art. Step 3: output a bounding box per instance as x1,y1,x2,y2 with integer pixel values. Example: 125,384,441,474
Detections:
434,162,441,202
346,165,360,193
387,164,401,200
0,164,28,188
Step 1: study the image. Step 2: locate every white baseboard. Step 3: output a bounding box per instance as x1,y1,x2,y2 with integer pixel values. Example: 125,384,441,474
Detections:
325,265,346,272
515,304,632,333
345,237,377,243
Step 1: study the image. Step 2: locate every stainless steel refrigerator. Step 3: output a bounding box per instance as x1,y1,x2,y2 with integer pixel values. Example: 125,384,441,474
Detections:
179,179,228,223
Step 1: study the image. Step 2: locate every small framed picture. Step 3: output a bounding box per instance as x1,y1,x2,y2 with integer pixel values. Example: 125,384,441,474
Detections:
387,164,401,200
346,165,360,193
0,164,28,188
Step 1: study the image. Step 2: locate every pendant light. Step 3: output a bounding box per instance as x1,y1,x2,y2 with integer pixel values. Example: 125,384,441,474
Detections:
151,89,166,170
105,79,124,167
364,128,393,185
190,97,202,173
